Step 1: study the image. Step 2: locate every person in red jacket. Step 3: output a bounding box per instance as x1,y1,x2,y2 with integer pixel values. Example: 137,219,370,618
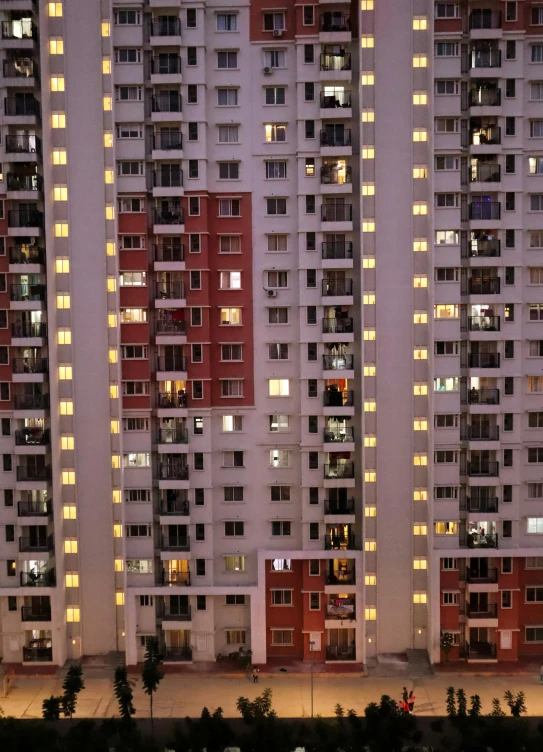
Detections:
408,690,416,714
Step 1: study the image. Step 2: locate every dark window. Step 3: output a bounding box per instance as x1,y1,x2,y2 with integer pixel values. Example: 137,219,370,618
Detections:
1,419,9,436
305,120,315,139
503,413,513,431
306,195,316,214
187,47,198,66
194,452,204,470
503,448,513,467
197,594,206,610
2,454,11,472
505,116,515,135
190,234,200,253
306,269,316,288
505,154,515,173
308,416,318,433
191,307,202,326
4,489,13,507
304,44,314,63
188,122,198,141
187,8,197,27
0,383,9,401
305,82,315,102
307,343,318,361
502,520,512,538
505,229,515,248
504,376,514,395
502,556,512,573
503,485,513,503
196,558,206,576
505,193,515,211
309,522,319,540
190,270,201,289
506,40,516,59
194,488,204,506
309,487,319,505
505,79,516,98
188,160,199,179
504,340,514,359
187,84,198,103
192,344,202,363
308,451,319,469
5,524,14,542
189,196,200,214
195,523,205,540
308,379,318,397
303,6,314,25
193,380,203,399
7,595,16,611
306,232,316,250
307,306,317,325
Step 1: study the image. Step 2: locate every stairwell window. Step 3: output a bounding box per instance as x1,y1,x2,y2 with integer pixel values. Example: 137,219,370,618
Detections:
435,521,458,535
269,379,289,397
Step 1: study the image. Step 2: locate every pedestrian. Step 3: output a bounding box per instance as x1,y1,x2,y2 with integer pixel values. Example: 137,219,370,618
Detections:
399,699,409,714
408,690,415,714
252,667,259,683
402,686,408,703
540,662,543,684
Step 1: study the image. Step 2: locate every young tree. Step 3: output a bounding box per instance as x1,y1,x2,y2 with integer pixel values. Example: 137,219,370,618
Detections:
141,637,164,736
236,687,274,725
469,694,482,718
504,689,527,717
440,633,454,663
113,665,136,724
456,688,467,717
42,695,62,721
446,686,456,718
62,663,85,723
490,697,506,717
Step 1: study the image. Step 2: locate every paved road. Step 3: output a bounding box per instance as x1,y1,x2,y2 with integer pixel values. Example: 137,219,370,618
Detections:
2,670,543,719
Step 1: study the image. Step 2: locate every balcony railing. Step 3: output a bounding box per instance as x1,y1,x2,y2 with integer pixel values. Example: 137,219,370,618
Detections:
322,317,353,334
7,173,42,192
18,500,51,516
15,429,49,446
163,647,193,661
324,462,354,479
320,14,351,32
466,316,500,332
321,165,352,185
323,389,353,407
461,531,499,548
325,533,355,550
161,605,191,621
153,169,183,188
8,209,43,228
466,568,497,584
159,464,189,481
21,606,51,622
464,238,500,258
320,129,351,147
469,202,501,221
471,50,501,69
467,352,500,368
467,461,499,477
157,392,188,409
161,570,191,586
153,132,183,151
322,279,353,296
322,241,353,259
469,88,501,107
322,204,352,221
471,126,500,146
13,357,48,374
461,641,497,659
1,19,35,39
13,393,49,410
462,497,498,514
320,90,352,108
151,56,181,75
155,319,186,336
19,534,53,552
467,277,500,295
161,535,190,551
152,94,182,113
466,603,498,618
326,569,355,585
461,425,499,441
324,426,354,443
469,10,501,29
16,465,50,482
9,246,45,265
20,569,55,587
320,53,352,71
5,134,41,154
154,206,184,225
23,646,52,662
322,354,354,370
150,18,182,36
158,428,188,444
4,97,39,118
325,646,356,661
154,243,184,262
11,284,46,302
325,498,355,515
3,58,37,78
156,282,186,300
467,388,499,405
156,355,187,372
160,499,189,516
12,322,47,338
470,163,500,183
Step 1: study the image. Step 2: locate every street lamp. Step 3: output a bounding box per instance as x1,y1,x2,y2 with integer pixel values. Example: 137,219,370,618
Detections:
310,640,315,718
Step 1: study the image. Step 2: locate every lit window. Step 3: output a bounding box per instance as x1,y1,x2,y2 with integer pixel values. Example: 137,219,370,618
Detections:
66,607,80,623
50,76,65,92
363,257,375,268
111,420,120,434
106,205,115,220
108,314,117,328
413,92,428,105
51,112,66,128
413,129,428,142
268,379,290,397
365,541,377,552
364,365,376,376
103,96,112,111
413,202,428,215
414,558,427,570
65,572,79,587
101,21,110,37
414,312,428,324
414,523,427,535
102,58,111,74
364,435,376,447
362,183,375,196
365,607,377,620
365,471,376,482
365,574,376,585
112,490,121,504
113,524,123,538
413,17,427,30
365,506,377,517
48,3,63,17
112,455,120,469
363,293,376,304
414,418,428,431
363,221,375,233
60,400,73,415
63,505,76,519
414,239,428,252
364,329,376,341
413,55,427,67
61,436,74,450
361,0,374,8
53,149,67,165
55,258,69,274
413,453,428,465
362,109,374,122
57,329,71,345
105,169,114,184
414,383,428,396
414,489,428,501
435,521,458,535
414,276,428,288
57,294,70,309
104,132,113,148
115,559,124,572
361,74,375,86
50,39,64,55
54,222,69,237
361,36,374,48
413,166,428,179
109,349,118,364
107,278,116,293
58,365,72,380
116,592,125,606
62,471,75,485
110,385,119,399
362,146,375,159
413,592,427,604
364,400,376,412
107,242,116,256
64,539,78,554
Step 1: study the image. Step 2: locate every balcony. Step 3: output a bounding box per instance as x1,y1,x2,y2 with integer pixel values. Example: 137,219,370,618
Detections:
466,568,497,584
325,532,355,550
154,243,184,263
462,497,498,514
326,567,355,586
471,126,500,146
13,357,48,374
461,641,497,660
21,605,51,622
320,52,351,71
161,605,191,621
466,277,500,295
17,500,51,516
159,464,189,481
324,462,354,479
1,19,35,39
154,204,184,226
324,389,353,407
161,534,190,552
5,134,41,154
4,97,39,118
324,426,354,443
320,129,351,147
9,246,45,265
163,647,193,661
466,603,497,619
11,284,45,302
470,163,500,183
156,282,185,301
7,173,42,193
155,319,186,336
15,428,49,446
322,278,353,296
322,241,352,259
322,317,353,334
467,352,500,368
151,56,181,75
470,49,501,69
12,322,47,338
322,354,353,370
325,497,355,515
469,10,501,29
158,428,188,444
150,18,182,36
3,58,37,79
326,598,355,620
23,646,52,662
320,90,351,109
321,165,352,185
20,569,55,587
153,168,183,189
16,465,50,482
322,204,352,221
152,131,182,151
467,461,499,477
157,392,188,409
161,570,191,586
19,534,53,553
160,498,189,516
464,238,500,258
468,388,499,405
468,202,500,221
461,424,499,441
325,645,356,661
461,531,499,548
466,316,500,332
8,209,43,228
156,355,187,373
13,393,49,410
320,14,351,32
152,93,182,113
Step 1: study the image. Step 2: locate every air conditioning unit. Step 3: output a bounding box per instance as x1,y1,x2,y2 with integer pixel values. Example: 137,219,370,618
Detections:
263,66,272,75
272,29,283,37
267,289,278,298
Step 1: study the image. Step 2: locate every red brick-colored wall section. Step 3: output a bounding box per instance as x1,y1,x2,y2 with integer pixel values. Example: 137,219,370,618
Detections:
434,19,462,34
440,563,462,661
517,558,543,658
250,0,296,42
265,559,304,659
497,560,520,660
527,1,543,34
301,559,325,660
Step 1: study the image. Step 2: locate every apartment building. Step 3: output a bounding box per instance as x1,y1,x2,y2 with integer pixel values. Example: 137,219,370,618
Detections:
0,0,542,670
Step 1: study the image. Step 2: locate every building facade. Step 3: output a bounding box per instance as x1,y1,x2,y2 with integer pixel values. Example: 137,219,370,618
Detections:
0,0,542,669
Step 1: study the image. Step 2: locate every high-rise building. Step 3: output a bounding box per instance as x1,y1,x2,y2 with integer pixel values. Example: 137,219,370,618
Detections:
0,0,541,670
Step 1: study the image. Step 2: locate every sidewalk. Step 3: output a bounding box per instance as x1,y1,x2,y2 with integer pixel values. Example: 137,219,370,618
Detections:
436,658,542,677
128,657,366,678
